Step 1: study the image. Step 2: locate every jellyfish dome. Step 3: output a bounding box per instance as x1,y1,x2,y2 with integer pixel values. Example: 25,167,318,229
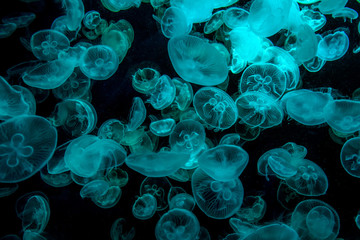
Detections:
340,137,360,178
168,35,228,86
317,31,349,61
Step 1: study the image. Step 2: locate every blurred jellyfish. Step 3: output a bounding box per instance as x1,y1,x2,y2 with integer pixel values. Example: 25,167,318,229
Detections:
300,8,326,32
317,31,349,61
242,223,299,240
127,97,146,131
235,196,267,223
0,23,17,38
147,75,176,110
132,67,161,94
92,185,122,208
155,208,200,240
2,12,36,28
140,177,171,211
80,179,110,199
204,10,224,34
101,0,141,12
83,11,101,30
150,118,176,137
51,15,80,42
110,218,135,240
340,137,360,178
160,7,192,38
0,183,18,198
105,167,128,187
40,168,72,188
62,0,84,31
172,77,193,111
132,193,157,220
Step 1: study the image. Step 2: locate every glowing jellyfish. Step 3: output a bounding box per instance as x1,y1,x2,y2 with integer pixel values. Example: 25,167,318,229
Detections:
0,115,57,183
282,142,307,160
150,118,176,137
340,137,360,178
332,7,358,22
242,223,299,240
64,135,127,178
204,10,224,34
0,23,17,38
169,119,206,156
80,179,110,199
132,193,157,220
170,0,213,24
101,27,130,62
193,87,238,130
92,185,122,209
160,7,192,39
300,8,326,32
40,168,72,188
317,31,349,61
235,91,284,129
2,12,36,28
281,89,333,126
110,218,135,240
125,151,189,177
83,10,101,30
51,15,80,42
285,159,328,196
168,35,228,86
101,0,141,12
192,168,244,219
140,177,172,211
324,99,360,133
132,67,161,94
198,144,249,181
318,0,348,14
172,77,193,111
155,208,200,240
49,99,97,137
0,183,18,198
148,75,176,110
235,196,267,223
62,0,84,31
169,192,195,211
223,7,249,29
30,29,70,61
79,45,119,80
239,63,286,100
291,199,340,240
127,97,146,131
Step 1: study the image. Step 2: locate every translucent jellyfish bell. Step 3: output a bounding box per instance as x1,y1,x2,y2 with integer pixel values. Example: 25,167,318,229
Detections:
168,35,228,86
340,137,360,178
140,177,172,211
317,31,349,61
0,23,16,39
192,168,244,219
242,223,299,240
160,7,192,38
0,115,57,183
193,87,238,130
62,0,84,31
132,193,157,220
198,144,249,181
2,12,36,28
127,97,146,131
147,75,176,110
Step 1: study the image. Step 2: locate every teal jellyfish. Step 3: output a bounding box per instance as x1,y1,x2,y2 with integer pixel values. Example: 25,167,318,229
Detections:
92,186,122,208
2,12,36,28
223,7,249,29
198,144,249,181
235,195,267,223
168,35,228,86
160,7,192,38
106,167,128,187
40,168,72,188
80,179,110,199
101,0,141,12
318,0,348,14
168,192,195,211
51,15,80,42
340,137,360,178
170,0,213,24
79,45,119,80
83,10,101,30
0,115,57,183
192,168,244,219
155,208,200,240
172,77,193,111
147,75,176,110
0,23,17,39
282,142,307,160
291,199,340,239
332,7,358,22
30,29,70,61
355,210,360,230
140,177,172,211
150,118,176,137
127,97,146,131
193,87,238,130
300,8,326,32
132,193,157,220
242,223,299,240
110,218,135,240
317,31,349,61
132,67,161,94
62,0,84,31
204,10,224,34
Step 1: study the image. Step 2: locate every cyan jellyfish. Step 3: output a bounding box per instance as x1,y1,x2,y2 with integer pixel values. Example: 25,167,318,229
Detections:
172,77,193,111
192,168,244,219
40,168,72,188
204,10,224,34
235,91,284,129
169,119,206,156
150,118,176,137
101,27,130,62
242,223,299,240
0,23,17,39
106,167,128,187
62,0,84,31
148,75,176,110
291,199,340,240
129,131,155,154
132,193,157,220
83,10,101,30
193,87,238,130
2,12,36,28
110,218,135,240
196,226,211,240
300,8,326,32
155,208,200,240
223,7,249,29
168,192,195,211
355,210,360,230
277,181,306,210
80,179,110,199
219,133,242,146
0,115,57,183
324,99,360,133
160,7,192,38
234,122,261,141
106,19,134,47
92,185,122,208
64,135,127,178
51,15,80,42
168,34,228,86
303,55,327,72
317,31,349,61
132,67,161,94
101,0,141,12
48,99,97,137
282,142,307,160
127,97,146,131
229,218,259,237
46,141,70,175
235,195,267,223
11,85,36,116
281,89,333,126
318,0,348,14
340,137,360,178
198,144,249,181
285,159,328,196
125,151,189,177
79,45,119,80
170,0,213,24
0,183,18,198
30,29,70,61
168,168,190,182
332,7,358,23
239,63,286,100
140,177,172,211
98,119,127,144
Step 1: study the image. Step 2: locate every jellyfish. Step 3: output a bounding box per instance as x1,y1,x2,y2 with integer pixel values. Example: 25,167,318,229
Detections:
132,67,161,94
193,87,238,130
101,27,130,62
147,75,176,110
80,179,110,199
340,137,360,178
198,144,249,181
0,23,17,38
110,218,135,240
149,118,176,137
132,193,157,220
281,142,307,160
0,115,57,183
172,77,193,111
235,196,267,223
223,7,249,29
140,177,172,211
106,167,128,187
317,31,349,61
79,45,119,80
101,0,141,12
317,0,348,14
168,35,228,86
83,10,102,30
2,12,36,28
204,10,224,34
300,8,326,32
168,193,195,211
40,168,72,188
127,97,146,131
62,0,84,31
92,185,122,208
242,223,299,240
192,168,244,219
170,0,213,24
30,29,70,61
51,15,80,42
332,7,358,23
160,7,192,38
155,208,200,240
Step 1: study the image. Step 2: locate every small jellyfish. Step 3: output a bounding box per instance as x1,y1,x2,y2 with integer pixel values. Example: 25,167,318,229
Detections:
204,10,224,34
101,27,130,62
172,77,193,111
150,118,176,137
101,0,141,12
51,15,80,42
242,223,299,240
110,218,135,240
132,67,161,94
300,8,326,32
235,196,267,223
80,179,110,199
83,10,101,30
127,97,146,131
223,7,249,29
62,0,84,31
140,177,172,211
155,208,200,240
40,168,73,188
317,31,349,61
340,137,360,178
0,23,17,38
168,193,195,211
132,193,157,220
160,7,192,38
92,185,122,208
147,75,176,110
2,12,36,28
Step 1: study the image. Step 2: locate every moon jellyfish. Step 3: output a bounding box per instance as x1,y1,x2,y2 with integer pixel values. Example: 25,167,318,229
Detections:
281,89,333,126
79,45,119,80
2,12,36,28
16,192,50,234
242,223,299,240
155,208,200,240
169,119,206,156
160,7,192,39
83,10,101,30
132,67,161,94
356,210,360,230
148,75,176,110
150,118,176,137
192,168,244,219
51,15,80,42
204,10,224,34
235,91,284,129
106,167,128,187
324,99,360,134
30,29,70,61
282,142,308,160
171,78,193,111
168,35,228,86
64,135,127,178
332,7,358,22
125,151,189,177
62,0,84,31
127,97,146,131
101,27,130,62
80,179,110,199
132,193,157,220
223,7,249,29
49,99,97,137
198,144,249,181
317,31,349,61
170,0,213,24
285,159,328,196
239,63,286,100
318,0,348,14
168,192,195,211
0,23,17,38
235,196,267,223
300,8,326,32
101,0,141,12
92,185,122,209
40,168,72,188
291,199,340,240
0,115,57,183
140,177,172,211
0,183,18,198
110,218,135,240
340,137,360,178
193,87,238,130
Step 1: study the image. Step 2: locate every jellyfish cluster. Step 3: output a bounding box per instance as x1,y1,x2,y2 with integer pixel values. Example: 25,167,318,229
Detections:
0,0,360,239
